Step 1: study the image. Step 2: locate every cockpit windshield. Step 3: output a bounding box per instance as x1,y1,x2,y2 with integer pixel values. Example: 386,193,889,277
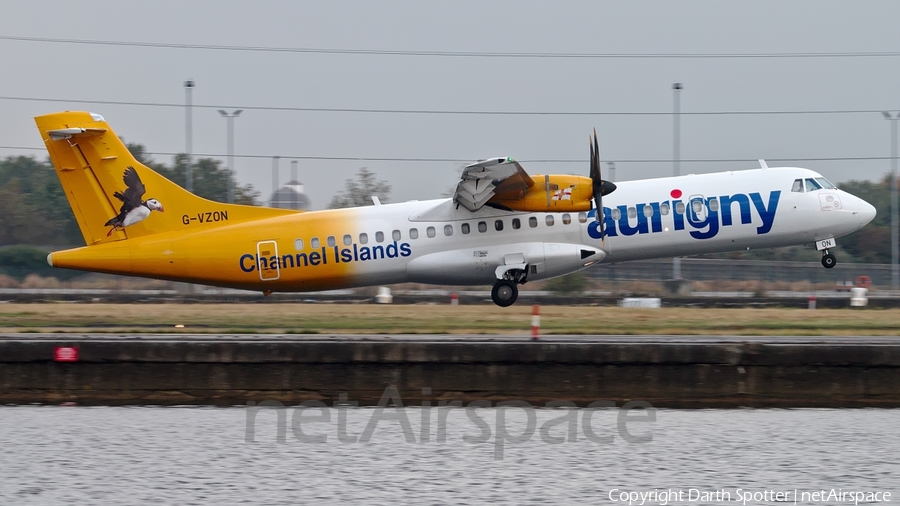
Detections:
792,177,838,193
805,178,822,192
815,177,836,189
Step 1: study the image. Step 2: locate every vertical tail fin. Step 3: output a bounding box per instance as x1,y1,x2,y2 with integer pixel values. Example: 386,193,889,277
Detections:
35,111,294,245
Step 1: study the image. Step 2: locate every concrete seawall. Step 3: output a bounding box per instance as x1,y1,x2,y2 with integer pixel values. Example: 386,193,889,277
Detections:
2,335,899,407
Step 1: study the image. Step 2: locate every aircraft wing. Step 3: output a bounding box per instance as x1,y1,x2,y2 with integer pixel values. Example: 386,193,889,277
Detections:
453,157,535,212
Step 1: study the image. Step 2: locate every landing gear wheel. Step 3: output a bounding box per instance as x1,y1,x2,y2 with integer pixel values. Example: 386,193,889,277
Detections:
491,280,518,307
822,253,836,269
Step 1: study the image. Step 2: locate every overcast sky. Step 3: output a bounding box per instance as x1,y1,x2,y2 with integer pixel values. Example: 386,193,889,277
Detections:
2,1,899,209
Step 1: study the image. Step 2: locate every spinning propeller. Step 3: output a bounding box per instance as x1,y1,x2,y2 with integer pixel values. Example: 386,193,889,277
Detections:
589,129,616,246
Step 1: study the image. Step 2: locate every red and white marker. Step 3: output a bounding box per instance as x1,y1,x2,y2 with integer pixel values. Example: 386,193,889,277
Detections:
54,347,79,362
531,305,541,340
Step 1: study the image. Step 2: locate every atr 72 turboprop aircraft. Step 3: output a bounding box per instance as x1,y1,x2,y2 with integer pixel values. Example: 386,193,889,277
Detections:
37,111,876,307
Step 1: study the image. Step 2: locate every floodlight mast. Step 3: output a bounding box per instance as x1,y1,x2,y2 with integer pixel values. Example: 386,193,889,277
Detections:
184,80,194,193
884,111,899,291
672,83,683,280
218,109,243,203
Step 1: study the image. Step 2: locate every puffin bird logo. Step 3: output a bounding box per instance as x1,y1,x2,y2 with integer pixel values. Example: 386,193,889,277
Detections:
104,166,164,236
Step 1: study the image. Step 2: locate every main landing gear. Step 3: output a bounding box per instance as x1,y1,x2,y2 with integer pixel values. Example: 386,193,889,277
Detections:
491,280,518,307
491,267,528,307
821,250,837,269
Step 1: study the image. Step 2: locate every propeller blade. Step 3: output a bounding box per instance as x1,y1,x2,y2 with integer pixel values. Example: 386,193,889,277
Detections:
589,129,617,247
590,130,604,229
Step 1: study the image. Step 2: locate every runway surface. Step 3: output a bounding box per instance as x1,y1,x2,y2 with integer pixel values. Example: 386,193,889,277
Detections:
2,333,899,344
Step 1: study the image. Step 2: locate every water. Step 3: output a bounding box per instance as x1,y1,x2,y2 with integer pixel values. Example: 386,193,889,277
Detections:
0,406,897,505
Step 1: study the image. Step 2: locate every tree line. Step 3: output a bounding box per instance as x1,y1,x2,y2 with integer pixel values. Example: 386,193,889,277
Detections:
0,145,260,247
834,176,894,264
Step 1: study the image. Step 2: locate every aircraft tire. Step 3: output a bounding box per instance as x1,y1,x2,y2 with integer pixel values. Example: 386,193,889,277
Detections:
822,253,837,269
491,280,518,307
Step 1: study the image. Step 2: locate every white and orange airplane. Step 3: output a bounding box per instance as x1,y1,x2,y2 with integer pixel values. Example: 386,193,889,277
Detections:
37,111,876,306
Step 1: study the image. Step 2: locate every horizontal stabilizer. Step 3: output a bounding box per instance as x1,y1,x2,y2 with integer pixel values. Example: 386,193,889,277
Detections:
47,127,108,140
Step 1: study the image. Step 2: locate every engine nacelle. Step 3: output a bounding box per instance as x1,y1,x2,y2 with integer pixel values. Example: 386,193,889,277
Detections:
405,242,605,285
488,174,594,212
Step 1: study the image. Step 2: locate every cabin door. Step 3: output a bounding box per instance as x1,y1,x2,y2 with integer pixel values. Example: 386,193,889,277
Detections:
256,240,281,281
686,194,707,226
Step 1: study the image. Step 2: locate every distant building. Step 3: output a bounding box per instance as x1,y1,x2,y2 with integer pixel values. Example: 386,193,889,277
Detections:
268,180,311,210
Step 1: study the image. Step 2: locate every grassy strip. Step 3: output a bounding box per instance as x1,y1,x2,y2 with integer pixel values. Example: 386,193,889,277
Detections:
0,304,898,335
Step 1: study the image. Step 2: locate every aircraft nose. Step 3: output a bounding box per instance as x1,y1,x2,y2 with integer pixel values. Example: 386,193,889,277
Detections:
858,198,877,228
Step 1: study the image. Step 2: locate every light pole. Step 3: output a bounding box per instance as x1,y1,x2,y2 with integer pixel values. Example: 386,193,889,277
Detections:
607,162,616,182
184,80,194,193
218,109,243,203
291,160,299,209
272,156,280,206
672,83,683,280
883,111,899,291
673,83,682,178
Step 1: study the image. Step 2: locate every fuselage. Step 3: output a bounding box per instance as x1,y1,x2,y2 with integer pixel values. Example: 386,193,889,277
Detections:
49,166,876,293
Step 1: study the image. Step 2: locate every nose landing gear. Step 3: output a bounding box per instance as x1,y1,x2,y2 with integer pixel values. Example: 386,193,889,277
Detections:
816,238,838,269
821,250,837,269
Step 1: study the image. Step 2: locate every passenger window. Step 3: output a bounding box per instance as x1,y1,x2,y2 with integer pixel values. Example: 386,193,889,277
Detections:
611,209,622,220
392,230,401,241
409,228,418,239
562,214,571,225
791,179,804,193
675,202,686,214
495,220,504,231
708,198,719,212
816,177,836,189
691,200,703,213
359,233,368,244
376,231,384,243
294,239,304,250
444,224,453,236
642,206,654,218
660,203,670,216
628,207,637,219
805,178,822,192
461,223,470,234
311,237,320,249
343,234,352,246
427,226,436,238
327,236,336,247
578,212,587,224
545,215,554,226
512,218,521,229
529,216,538,228
478,221,487,233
